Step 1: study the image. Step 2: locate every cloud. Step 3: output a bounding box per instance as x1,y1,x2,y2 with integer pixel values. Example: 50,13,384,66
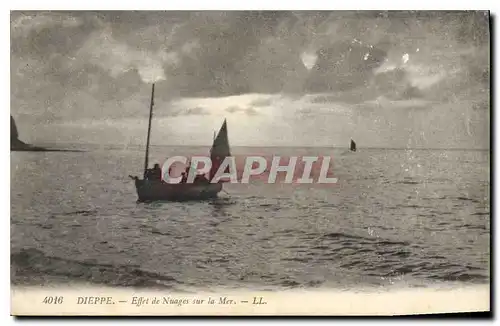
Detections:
165,106,210,117
181,107,209,116
11,11,489,100
225,106,260,116
76,27,180,83
10,11,490,149
226,106,242,113
245,108,259,116
250,97,274,107
11,12,83,37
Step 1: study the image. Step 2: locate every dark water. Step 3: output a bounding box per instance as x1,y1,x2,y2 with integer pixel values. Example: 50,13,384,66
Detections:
10,147,490,291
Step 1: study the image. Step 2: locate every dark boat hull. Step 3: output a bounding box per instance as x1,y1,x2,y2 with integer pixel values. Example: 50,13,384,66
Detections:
134,179,223,202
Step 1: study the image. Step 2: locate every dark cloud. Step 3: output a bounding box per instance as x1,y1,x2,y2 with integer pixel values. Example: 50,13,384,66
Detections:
167,106,209,117
11,10,490,123
309,95,340,104
182,107,209,116
305,41,387,92
372,68,425,100
250,97,273,107
245,108,259,116
225,106,242,114
225,106,260,116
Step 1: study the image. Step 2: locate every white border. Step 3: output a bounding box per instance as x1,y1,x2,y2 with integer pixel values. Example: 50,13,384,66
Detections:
5,1,499,10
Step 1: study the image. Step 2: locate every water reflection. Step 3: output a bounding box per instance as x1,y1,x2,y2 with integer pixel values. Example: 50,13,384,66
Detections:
208,197,235,218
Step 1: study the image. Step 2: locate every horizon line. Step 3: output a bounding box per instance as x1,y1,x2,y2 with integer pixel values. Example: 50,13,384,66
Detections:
33,141,490,152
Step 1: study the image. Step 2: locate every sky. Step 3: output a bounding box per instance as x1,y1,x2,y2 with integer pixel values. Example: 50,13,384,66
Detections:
10,11,490,148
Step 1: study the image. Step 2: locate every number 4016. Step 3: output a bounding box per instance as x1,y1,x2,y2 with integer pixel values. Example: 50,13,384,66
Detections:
42,296,64,304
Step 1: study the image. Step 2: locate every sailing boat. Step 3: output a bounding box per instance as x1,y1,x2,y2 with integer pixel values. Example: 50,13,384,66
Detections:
129,84,230,202
350,139,357,152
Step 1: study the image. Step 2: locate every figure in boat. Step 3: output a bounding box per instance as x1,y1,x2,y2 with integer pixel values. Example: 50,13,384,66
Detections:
145,163,162,181
179,162,210,184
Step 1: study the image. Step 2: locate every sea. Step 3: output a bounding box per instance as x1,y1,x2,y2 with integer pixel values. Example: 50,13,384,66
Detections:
10,145,490,292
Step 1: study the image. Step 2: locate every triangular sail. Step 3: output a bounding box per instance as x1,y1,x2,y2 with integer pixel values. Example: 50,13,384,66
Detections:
209,119,231,180
350,139,356,152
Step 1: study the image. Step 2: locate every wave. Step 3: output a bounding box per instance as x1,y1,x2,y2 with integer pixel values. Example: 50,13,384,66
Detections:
268,230,489,285
11,248,182,289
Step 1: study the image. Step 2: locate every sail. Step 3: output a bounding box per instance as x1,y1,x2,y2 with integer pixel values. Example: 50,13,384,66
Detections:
209,119,231,180
11,115,19,141
350,139,356,152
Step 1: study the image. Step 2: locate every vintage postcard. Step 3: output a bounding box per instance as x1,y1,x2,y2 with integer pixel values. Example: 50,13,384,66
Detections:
10,10,490,316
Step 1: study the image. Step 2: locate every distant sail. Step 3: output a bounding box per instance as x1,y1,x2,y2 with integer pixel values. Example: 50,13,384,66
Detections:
350,139,356,152
209,119,231,180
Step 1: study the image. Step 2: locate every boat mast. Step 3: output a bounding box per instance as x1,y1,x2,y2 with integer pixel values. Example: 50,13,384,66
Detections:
143,83,155,179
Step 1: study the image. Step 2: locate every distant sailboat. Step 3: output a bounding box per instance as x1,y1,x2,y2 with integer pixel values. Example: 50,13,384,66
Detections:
129,84,229,202
350,139,357,152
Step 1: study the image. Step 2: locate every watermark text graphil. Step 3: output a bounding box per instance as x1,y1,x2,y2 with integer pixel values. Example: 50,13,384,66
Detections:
160,155,338,184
